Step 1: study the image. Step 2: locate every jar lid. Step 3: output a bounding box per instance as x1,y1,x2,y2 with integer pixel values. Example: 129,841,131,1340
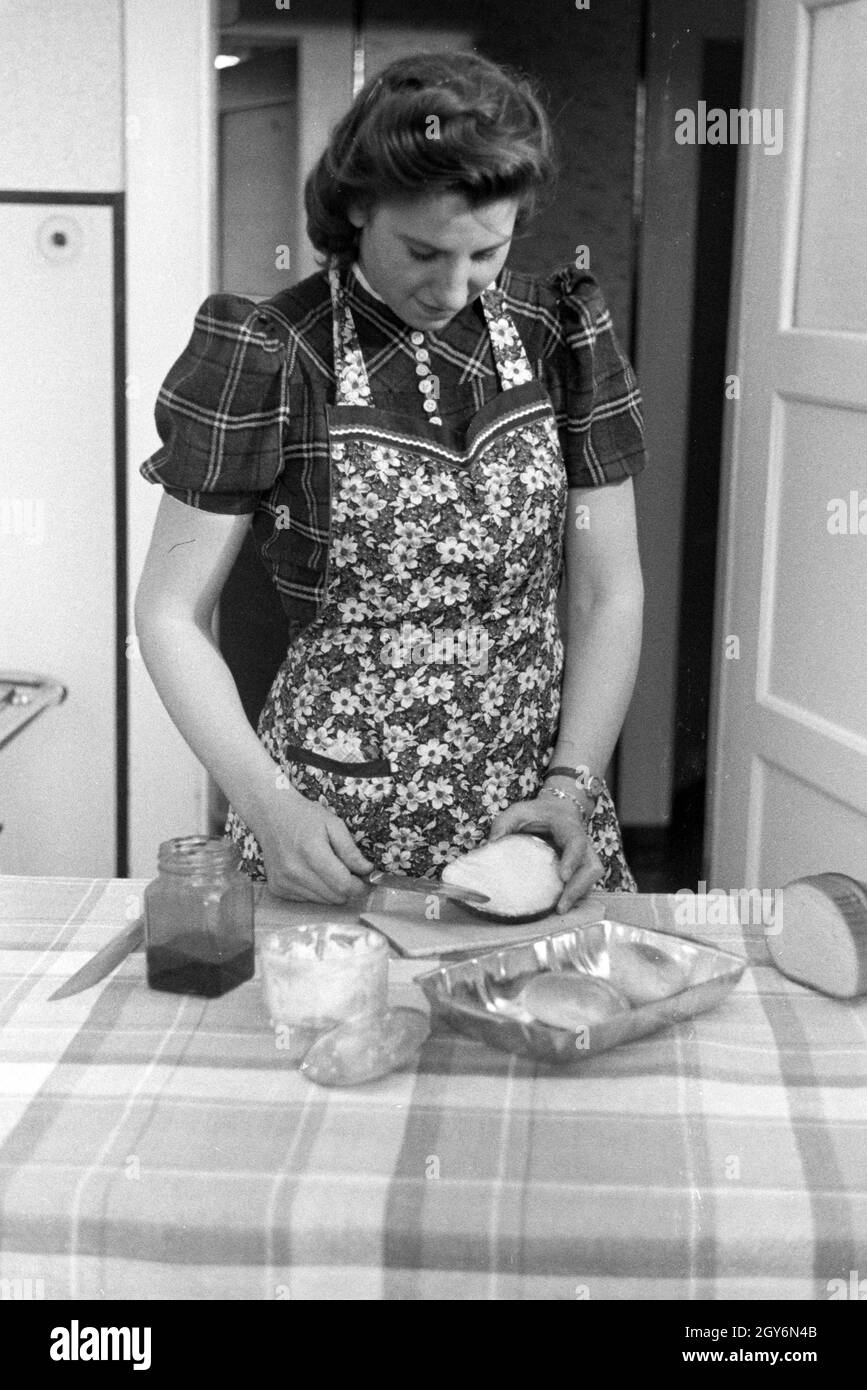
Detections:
260,921,387,960
157,835,241,874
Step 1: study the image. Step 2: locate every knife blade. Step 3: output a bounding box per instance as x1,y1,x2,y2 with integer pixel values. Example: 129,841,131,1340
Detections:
364,870,490,905
49,918,145,1000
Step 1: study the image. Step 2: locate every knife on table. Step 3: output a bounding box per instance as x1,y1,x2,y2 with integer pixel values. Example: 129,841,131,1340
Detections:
48,918,145,1000
47,870,488,1000
50,826,545,1002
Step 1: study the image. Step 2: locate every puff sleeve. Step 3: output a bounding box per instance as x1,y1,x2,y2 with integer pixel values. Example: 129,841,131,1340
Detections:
139,295,290,514
546,266,648,488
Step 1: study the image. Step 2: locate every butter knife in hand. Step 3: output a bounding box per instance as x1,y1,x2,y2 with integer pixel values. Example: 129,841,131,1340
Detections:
362,870,490,905
49,918,145,1000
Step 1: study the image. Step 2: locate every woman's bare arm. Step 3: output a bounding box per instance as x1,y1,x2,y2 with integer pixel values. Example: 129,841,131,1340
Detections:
133,492,295,830
552,477,645,778
489,478,644,907
134,493,373,901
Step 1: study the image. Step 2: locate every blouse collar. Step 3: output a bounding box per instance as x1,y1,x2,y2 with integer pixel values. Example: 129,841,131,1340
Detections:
350,260,384,302
341,257,489,336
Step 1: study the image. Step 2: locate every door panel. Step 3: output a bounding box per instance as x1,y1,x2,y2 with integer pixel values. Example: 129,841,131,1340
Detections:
755,763,867,886
763,398,867,738
0,201,117,875
794,0,867,331
709,0,867,885
220,101,298,299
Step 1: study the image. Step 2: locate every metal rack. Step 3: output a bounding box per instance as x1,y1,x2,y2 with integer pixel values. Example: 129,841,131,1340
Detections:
0,671,67,751
0,670,67,842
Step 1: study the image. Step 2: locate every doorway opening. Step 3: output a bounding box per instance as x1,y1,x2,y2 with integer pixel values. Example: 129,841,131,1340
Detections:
211,33,302,836
622,32,745,891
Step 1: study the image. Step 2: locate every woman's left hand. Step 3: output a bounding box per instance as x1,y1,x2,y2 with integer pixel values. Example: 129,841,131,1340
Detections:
487,796,604,913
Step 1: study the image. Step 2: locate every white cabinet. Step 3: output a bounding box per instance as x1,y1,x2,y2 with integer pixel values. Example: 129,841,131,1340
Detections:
0,200,119,875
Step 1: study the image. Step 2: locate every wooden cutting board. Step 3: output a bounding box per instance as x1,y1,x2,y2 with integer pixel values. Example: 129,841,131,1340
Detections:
252,885,662,958
359,886,619,957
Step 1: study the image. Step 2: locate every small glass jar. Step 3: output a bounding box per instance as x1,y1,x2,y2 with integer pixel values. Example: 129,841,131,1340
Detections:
259,922,389,1061
143,836,255,997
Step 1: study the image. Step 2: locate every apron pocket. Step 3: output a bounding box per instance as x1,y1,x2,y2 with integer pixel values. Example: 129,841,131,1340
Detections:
280,743,398,859
282,742,394,781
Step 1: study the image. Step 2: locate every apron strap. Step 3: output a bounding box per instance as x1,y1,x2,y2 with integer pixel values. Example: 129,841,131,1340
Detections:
328,258,375,408
479,284,537,389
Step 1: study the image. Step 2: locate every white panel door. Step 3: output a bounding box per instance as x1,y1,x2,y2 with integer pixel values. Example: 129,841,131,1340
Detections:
0,202,117,875
709,0,867,887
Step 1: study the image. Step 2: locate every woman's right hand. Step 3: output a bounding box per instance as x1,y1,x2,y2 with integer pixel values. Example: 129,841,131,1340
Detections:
255,792,375,904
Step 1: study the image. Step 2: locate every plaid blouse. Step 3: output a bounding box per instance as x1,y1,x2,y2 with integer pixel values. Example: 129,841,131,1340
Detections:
140,261,648,638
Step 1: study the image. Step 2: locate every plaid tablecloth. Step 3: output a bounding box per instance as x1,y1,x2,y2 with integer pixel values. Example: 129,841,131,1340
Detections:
1,875,865,1301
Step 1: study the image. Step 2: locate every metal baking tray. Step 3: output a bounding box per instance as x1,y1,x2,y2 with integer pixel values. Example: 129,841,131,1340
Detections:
416,920,747,1063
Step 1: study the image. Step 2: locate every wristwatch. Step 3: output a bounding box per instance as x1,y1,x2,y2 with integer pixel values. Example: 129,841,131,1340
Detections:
543,763,605,805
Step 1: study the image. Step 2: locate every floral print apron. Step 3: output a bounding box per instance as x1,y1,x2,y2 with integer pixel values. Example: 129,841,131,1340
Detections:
226,260,637,891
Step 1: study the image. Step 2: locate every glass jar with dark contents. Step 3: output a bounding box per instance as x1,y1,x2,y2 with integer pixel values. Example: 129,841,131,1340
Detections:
144,836,255,997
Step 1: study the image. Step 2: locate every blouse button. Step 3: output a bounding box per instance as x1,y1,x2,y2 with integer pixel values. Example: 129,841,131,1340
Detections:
415,362,430,377
409,331,425,346
254,311,281,352
414,347,430,363
423,398,438,413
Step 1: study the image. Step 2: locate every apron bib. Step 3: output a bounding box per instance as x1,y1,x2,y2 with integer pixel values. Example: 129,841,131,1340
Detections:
226,260,636,889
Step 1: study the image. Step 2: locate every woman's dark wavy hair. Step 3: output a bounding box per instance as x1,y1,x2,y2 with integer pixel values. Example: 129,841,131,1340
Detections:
305,50,557,266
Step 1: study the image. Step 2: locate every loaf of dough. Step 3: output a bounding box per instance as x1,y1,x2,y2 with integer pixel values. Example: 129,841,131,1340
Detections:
606,939,688,1005
441,833,562,922
766,873,867,998
517,972,629,1030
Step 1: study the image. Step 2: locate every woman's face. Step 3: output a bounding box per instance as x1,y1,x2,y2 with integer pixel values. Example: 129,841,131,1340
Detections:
348,192,520,330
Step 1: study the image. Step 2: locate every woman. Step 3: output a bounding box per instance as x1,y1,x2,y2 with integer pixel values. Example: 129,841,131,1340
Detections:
135,51,646,912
